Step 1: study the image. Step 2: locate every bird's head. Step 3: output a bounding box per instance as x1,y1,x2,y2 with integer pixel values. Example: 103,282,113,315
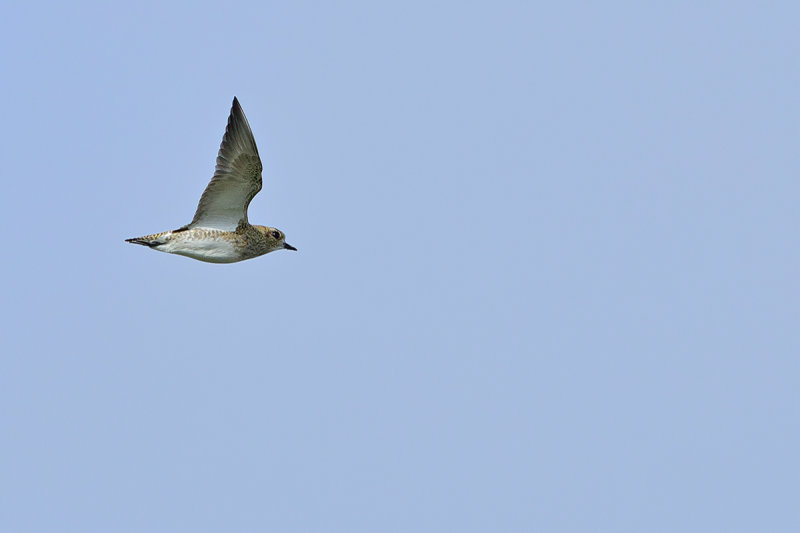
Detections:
255,226,297,252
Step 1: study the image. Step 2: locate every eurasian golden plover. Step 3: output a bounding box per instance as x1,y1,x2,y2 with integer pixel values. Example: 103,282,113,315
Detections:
126,97,296,263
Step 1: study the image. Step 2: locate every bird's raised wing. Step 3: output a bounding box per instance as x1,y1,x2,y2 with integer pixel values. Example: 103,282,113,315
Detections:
189,97,263,231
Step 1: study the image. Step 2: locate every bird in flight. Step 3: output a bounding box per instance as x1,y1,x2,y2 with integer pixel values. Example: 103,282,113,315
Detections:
126,97,296,263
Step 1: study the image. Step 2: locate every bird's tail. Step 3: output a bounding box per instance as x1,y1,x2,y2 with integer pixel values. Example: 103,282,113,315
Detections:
125,232,170,248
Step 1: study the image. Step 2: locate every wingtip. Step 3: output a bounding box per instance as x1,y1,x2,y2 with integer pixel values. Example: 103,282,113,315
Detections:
230,96,247,119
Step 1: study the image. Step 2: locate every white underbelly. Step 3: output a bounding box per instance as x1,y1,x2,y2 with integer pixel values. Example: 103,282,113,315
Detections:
160,235,241,263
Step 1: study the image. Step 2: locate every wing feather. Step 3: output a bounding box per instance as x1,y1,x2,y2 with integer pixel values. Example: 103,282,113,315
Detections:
189,97,263,231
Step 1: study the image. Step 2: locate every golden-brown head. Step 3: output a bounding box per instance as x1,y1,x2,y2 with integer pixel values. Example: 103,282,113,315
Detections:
255,225,297,252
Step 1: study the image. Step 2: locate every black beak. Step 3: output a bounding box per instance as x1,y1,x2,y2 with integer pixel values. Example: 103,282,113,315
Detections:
283,243,297,251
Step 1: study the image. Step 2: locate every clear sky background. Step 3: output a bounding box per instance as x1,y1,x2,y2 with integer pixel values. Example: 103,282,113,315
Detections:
1,1,798,532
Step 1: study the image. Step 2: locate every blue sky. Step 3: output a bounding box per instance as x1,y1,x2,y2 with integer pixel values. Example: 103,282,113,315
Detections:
1,1,799,532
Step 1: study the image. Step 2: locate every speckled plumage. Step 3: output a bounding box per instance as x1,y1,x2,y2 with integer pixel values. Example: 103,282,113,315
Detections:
126,97,296,263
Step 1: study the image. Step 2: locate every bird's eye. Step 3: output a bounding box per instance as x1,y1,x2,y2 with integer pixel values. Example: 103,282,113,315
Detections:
271,231,281,239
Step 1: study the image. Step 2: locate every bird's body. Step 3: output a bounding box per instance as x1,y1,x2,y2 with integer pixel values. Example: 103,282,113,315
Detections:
126,97,296,263
126,224,289,264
